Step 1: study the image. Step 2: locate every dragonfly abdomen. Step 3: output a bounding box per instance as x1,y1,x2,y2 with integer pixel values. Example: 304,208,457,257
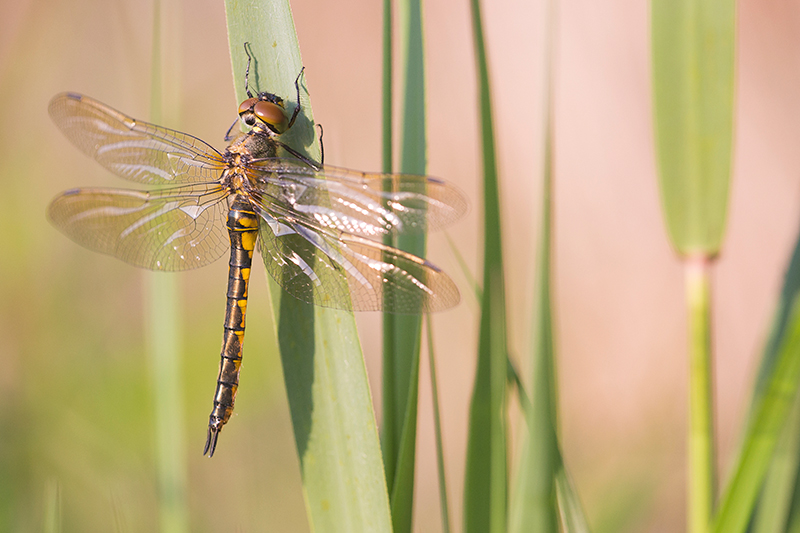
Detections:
204,194,258,457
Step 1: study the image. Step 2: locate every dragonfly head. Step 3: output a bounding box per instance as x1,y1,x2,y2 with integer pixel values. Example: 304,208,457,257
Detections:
237,93,288,135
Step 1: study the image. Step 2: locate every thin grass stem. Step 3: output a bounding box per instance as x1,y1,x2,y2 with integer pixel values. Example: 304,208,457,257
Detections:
147,2,188,532
426,315,451,533
686,256,715,533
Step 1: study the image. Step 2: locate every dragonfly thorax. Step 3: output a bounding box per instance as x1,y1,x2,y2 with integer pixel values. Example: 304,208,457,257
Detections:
221,128,279,194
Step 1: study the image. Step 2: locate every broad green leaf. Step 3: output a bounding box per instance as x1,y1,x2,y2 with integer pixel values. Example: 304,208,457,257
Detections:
225,3,392,531
463,0,508,531
651,0,736,255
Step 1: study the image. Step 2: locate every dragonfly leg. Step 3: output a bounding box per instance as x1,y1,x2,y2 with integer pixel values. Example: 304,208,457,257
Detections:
286,67,306,131
317,123,324,165
243,42,255,99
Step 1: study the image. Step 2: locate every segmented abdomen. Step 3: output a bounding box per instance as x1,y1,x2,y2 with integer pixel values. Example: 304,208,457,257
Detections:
203,194,258,457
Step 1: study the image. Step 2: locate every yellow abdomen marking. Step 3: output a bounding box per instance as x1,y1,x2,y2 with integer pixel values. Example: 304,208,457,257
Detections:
241,231,257,252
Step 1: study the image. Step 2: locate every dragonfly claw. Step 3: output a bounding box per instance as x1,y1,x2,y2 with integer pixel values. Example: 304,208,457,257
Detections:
204,421,222,457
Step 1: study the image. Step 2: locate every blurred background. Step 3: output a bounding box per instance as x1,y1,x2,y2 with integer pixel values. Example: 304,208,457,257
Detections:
1,0,798,531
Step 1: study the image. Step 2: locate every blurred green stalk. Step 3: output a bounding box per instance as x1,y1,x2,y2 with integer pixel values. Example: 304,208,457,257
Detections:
712,221,800,531
43,479,60,533
146,275,188,533
382,0,393,175
147,1,188,532
752,391,800,533
712,294,800,533
686,257,715,533
651,0,735,530
749,223,800,533
509,0,561,527
381,0,399,500
463,0,509,530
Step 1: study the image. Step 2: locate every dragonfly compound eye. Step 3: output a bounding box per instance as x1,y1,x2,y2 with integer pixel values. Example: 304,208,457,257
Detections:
253,101,287,131
238,98,258,115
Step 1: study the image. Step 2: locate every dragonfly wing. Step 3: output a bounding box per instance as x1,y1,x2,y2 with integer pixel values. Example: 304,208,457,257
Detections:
250,159,468,237
335,233,461,313
49,93,226,185
257,210,460,313
48,184,230,271
257,211,352,310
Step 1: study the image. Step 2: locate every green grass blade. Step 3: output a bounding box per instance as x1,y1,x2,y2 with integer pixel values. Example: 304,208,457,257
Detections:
751,391,800,533
382,0,426,531
509,5,560,526
148,2,188,531
750,224,800,533
463,0,509,531
381,0,398,503
751,224,800,419
146,274,189,533
224,3,392,531
784,470,800,533
445,232,481,303
651,0,736,256
382,0,393,175
712,295,800,533
727,221,800,532
388,336,420,533
506,355,530,416
556,468,591,533
426,315,452,533
43,480,60,533
786,490,800,533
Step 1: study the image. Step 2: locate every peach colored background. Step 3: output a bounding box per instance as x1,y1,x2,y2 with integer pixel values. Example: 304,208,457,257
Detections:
1,0,797,531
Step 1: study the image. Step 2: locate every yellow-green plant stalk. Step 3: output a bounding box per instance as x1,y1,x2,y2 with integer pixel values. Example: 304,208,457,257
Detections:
685,256,714,533
651,1,736,532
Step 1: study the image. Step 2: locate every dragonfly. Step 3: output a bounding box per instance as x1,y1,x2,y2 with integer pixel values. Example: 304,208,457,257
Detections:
47,59,467,457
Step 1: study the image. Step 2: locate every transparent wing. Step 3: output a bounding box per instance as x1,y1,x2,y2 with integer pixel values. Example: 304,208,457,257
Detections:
48,184,230,271
249,158,468,238
49,92,227,185
256,209,460,313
